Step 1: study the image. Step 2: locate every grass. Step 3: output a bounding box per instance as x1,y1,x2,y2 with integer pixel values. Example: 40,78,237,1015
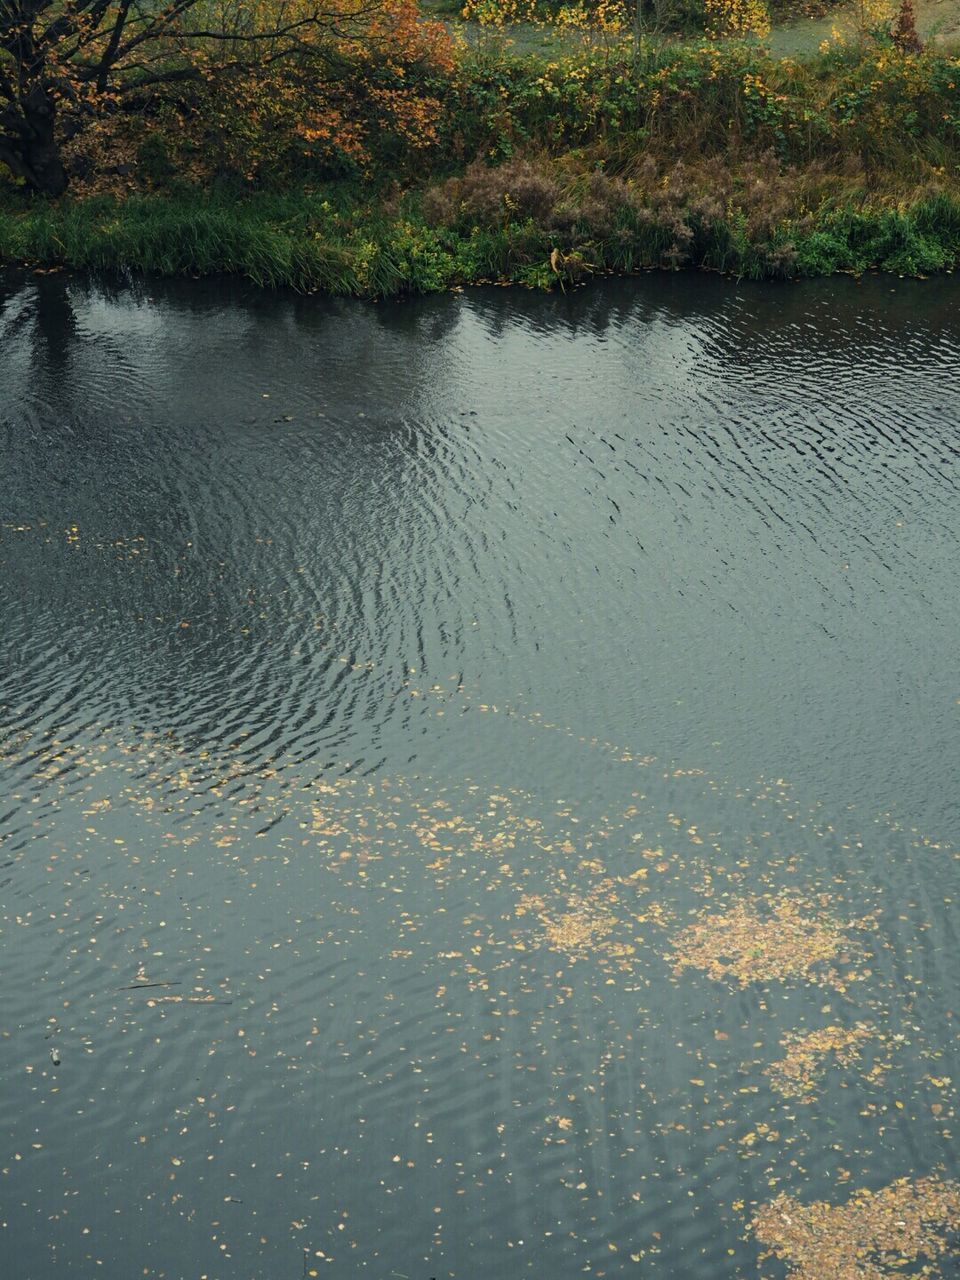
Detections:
3,179,960,292
0,189,376,292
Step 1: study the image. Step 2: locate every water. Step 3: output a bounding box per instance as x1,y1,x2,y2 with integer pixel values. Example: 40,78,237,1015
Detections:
2,269,959,1279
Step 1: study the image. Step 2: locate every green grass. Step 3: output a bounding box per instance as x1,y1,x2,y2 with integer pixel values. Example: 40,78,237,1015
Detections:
3,182,960,293
0,190,374,292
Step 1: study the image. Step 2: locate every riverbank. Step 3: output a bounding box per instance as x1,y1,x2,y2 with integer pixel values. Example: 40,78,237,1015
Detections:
3,179,960,292
4,36,960,291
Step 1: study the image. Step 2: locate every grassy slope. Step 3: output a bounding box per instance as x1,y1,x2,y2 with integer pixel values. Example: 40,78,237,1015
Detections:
769,0,960,56
421,0,960,56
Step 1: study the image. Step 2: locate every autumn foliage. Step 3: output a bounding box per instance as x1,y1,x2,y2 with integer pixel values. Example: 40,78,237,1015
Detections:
143,0,455,186
0,0,454,193
703,0,770,36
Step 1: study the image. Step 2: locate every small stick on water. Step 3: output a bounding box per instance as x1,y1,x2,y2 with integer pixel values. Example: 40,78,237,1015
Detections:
117,982,183,990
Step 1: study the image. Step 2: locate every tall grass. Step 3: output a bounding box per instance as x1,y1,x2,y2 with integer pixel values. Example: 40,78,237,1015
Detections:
0,192,379,292
3,182,960,291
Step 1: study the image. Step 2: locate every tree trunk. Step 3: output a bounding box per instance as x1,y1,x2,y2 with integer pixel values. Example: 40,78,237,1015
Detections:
22,140,68,197
1,85,69,196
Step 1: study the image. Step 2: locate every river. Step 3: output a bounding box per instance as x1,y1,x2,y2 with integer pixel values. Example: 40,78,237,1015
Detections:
2,269,959,1279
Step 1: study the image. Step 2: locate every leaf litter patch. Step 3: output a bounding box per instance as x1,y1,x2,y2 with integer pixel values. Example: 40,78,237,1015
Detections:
669,892,875,989
765,1022,884,1102
751,1175,960,1280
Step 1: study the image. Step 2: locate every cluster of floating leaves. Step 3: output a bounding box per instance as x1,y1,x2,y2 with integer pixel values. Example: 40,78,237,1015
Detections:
512,842,679,973
766,1023,881,1102
751,1176,960,1280
668,893,874,990
518,877,627,965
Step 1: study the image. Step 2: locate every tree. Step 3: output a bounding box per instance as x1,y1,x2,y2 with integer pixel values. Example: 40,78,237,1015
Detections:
0,0,390,193
891,0,921,51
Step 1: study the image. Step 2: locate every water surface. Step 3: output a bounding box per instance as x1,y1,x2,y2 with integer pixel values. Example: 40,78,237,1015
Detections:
2,270,959,1279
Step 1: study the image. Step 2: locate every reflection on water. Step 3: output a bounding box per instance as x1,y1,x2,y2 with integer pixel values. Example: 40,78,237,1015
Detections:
1,269,959,1278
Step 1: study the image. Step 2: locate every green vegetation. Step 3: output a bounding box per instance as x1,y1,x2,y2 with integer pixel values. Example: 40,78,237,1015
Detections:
3,172,960,292
4,14,960,291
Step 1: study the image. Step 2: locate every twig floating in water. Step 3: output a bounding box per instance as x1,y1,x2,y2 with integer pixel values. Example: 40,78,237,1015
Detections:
117,982,183,990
